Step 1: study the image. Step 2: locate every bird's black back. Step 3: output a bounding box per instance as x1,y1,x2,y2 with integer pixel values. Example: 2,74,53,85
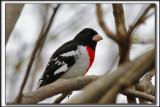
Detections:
37,40,79,88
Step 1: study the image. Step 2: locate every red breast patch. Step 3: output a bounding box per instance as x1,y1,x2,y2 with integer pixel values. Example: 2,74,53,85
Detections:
83,46,95,76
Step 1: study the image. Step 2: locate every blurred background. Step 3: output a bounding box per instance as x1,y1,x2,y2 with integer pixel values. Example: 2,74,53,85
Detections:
5,3,155,103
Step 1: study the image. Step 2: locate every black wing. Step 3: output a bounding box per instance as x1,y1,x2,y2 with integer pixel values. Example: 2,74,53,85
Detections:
37,40,79,88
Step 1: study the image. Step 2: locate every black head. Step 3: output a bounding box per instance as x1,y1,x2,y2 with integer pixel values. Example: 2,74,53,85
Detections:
73,28,103,50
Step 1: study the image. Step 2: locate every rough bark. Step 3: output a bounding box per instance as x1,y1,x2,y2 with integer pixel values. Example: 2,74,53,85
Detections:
9,76,99,104
66,49,155,103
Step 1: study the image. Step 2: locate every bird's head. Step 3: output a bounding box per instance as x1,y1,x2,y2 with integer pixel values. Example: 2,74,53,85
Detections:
74,28,103,50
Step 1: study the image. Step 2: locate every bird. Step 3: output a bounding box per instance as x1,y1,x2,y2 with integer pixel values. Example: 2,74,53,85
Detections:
37,28,103,89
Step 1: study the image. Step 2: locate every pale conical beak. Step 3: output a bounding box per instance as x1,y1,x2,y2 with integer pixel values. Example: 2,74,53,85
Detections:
92,35,103,42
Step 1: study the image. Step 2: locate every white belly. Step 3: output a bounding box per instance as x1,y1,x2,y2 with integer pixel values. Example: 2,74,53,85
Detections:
60,46,90,79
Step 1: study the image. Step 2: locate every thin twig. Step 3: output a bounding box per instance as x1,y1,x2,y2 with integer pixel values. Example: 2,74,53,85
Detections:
28,19,46,92
16,4,61,103
28,4,49,92
96,4,119,43
127,4,155,38
132,39,154,44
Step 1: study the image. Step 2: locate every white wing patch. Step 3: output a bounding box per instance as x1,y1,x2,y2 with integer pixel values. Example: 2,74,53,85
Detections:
62,61,65,65
37,79,43,89
54,57,63,66
60,50,79,57
53,46,85,76
54,64,69,75
55,60,59,64
58,61,61,65
54,57,58,61
60,45,90,79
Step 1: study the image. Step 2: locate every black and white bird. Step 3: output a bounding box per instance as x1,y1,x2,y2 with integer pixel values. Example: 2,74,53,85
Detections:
37,28,103,88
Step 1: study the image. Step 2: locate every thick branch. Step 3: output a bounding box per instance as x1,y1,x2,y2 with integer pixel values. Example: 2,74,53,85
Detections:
121,89,155,103
96,4,119,43
136,67,155,104
136,69,155,95
111,4,131,64
112,4,127,37
99,86,152,103
16,4,61,103
9,76,99,104
98,49,154,103
112,4,135,103
66,49,155,103
53,94,67,104
135,69,155,104
9,48,155,104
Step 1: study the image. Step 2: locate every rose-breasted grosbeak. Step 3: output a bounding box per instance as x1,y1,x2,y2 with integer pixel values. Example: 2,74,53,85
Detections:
37,28,102,88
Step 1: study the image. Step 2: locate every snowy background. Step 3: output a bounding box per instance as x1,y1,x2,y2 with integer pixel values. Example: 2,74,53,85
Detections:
5,3,155,103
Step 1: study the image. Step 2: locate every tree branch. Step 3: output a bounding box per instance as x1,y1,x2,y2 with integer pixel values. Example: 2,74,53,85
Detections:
8,4,155,104
15,4,61,103
98,88,155,103
112,4,131,64
112,4,127,37
127,4,155,37
9,76,99,104
96,4,119,43
28,4,49,92
112,4,136,103
5,4,24,44
97,49,154,104
135,69,155,103
121,88,155,103
9,47,155,104
136,69,155,94
53,94,68,104
66,49,155,103
132,39,154,44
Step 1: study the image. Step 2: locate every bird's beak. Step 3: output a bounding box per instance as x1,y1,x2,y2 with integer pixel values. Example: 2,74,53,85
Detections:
92,35,103,42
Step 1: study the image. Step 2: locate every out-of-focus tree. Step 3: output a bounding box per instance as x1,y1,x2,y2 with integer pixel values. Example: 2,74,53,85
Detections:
6,3,156,104
5,4,24,44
